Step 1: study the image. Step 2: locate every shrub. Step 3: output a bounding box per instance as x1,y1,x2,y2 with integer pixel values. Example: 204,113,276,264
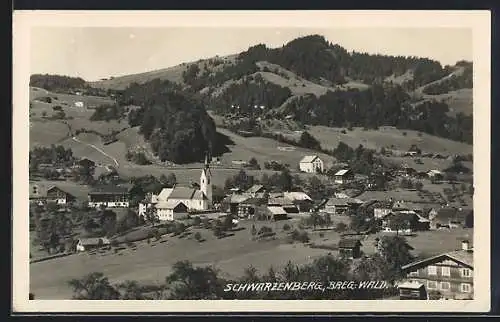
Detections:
283,223,291,231
290,229,309,243
194,232,202,242
341,129,347,134
258,226,273,235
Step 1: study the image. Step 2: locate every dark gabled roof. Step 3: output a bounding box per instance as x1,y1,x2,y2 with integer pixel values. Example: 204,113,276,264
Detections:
402,249,473,271
338,238,362,248
46,186,74,197
89,185,130,195
168,187,197,199
78,158,96,166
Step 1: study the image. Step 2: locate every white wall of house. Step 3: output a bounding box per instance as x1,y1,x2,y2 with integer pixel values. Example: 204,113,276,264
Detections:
89,201,130,208
374,208,391,219
166,198,207,211
157,208,188,221
299,158,324,173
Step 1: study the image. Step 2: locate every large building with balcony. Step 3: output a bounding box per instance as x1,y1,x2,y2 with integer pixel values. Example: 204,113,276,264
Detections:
399,240,474,300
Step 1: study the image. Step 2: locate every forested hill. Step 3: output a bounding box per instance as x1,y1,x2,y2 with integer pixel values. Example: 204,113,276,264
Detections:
31,34,473,162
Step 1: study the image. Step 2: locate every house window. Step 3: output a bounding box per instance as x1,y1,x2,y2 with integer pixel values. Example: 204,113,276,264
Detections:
461,268,471,278
427,281,437,289
461,283,471,293
440,282,450,290
427,265,437,275
441,266,451,276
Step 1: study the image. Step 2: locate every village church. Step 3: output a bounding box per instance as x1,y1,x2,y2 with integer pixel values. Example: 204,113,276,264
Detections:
139,155,213,221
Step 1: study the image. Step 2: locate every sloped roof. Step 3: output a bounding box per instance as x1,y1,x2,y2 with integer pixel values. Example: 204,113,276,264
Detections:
397,281,425,289
30,183,73,198
167,187,197,200
284,191,312,202
326,198,349,207
268,197,294,207
326,197,364,207
229,193,251,204
402,249,473,271
247,184,265,194
192,190,208,200
334,169,351,176
156,200,188,210
267,206,287,215
157,188,174,201
300,155,319,163
338,238,362,248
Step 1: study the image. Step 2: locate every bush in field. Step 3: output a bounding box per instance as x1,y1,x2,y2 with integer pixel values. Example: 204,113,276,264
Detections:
283,223,291,231
194,232,203,242
290,229,310,243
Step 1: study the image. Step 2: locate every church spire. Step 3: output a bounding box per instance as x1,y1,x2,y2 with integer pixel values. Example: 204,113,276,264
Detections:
204,151,210,169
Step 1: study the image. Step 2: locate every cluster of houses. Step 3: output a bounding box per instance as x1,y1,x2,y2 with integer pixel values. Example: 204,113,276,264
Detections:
29,152,475,300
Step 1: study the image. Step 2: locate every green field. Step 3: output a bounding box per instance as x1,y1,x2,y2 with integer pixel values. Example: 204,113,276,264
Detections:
306,125,472,155
29,216,473,299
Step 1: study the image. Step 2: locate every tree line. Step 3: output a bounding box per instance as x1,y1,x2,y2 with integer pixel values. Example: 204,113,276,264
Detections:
279,85,472,144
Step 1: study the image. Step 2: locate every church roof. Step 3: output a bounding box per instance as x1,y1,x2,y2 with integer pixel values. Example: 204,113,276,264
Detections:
168,187,198,199
157,188,173,201
193,190,208,200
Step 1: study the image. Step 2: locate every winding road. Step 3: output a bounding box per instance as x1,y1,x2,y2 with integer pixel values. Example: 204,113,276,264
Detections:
71,136,120,167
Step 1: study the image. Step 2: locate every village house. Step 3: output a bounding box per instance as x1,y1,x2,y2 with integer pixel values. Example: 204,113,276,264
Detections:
29,183,75,205
299,155,324,174
156,200,189,221
76,237,111,252
267,195,299,214
323,197,363,216
266,206,289,221
382,211,430,233
245,184,267,198
237,197,262,218
427,169,444,180
373,200,394,219
222,193,251,216
397,281,428,300
283,191,314,212
88,185,130,208
77,158,96,169
428,207,474,230
338,238,363,259
400,240,474,300
333,169,355,184
398,165,417,177
46,186,76,205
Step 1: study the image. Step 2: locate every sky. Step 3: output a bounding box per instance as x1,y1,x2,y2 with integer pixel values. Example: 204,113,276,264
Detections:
30,27,472,82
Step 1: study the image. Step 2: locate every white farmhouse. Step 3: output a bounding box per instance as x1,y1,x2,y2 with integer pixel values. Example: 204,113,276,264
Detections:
299,155,324,173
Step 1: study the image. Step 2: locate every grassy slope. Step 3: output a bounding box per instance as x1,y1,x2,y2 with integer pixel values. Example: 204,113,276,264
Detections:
306,125,472,155
30,217,473,299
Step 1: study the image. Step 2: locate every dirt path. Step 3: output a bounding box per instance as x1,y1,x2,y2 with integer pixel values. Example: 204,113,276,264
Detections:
71,136,119,167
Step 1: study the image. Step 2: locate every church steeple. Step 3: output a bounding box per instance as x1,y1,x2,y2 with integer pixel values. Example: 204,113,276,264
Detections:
204,153,209,169
200,151,212,208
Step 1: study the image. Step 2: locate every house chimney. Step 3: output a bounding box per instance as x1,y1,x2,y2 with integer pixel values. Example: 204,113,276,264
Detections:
461,240,470,251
